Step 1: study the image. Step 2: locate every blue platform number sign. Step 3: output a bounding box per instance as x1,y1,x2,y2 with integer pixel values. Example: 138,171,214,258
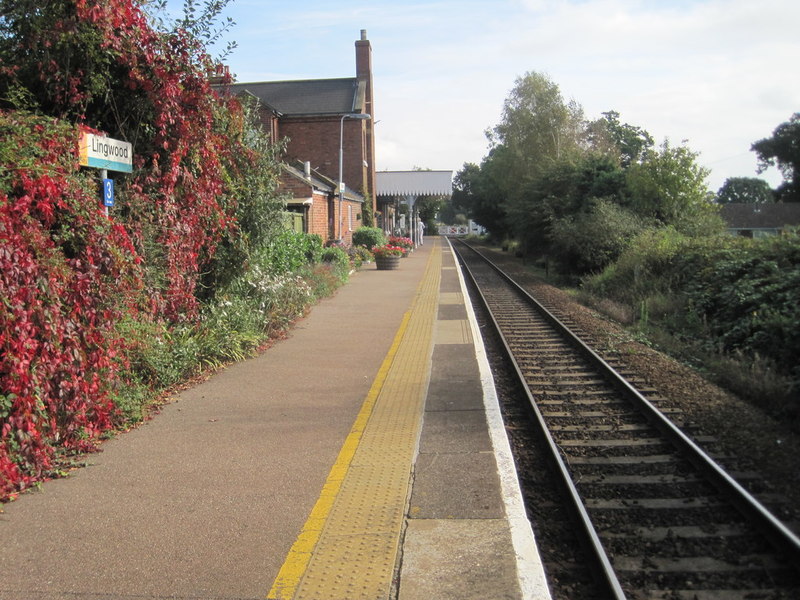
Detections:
103,178,114,207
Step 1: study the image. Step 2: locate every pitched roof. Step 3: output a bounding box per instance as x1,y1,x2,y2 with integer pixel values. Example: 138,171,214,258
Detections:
282,161,363,202
720,203,800,229
376,170,453,197
223,78,364,116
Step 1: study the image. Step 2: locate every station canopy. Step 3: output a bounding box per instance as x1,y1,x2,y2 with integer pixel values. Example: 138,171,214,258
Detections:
376,170,453,198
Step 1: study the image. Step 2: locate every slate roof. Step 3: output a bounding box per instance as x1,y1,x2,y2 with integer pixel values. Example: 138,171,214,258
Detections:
223,78,364,116
282,161,363,202
720,203,800,230
376,171,453,198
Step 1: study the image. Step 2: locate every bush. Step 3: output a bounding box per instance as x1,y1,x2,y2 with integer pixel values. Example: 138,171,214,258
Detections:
352,226,386,250
549,199,643,275
584,226,688,304
254,231,323,277
585,230,800,418
351,245,374,267
0,111,141,498
321,246,352,280
680,234,800,379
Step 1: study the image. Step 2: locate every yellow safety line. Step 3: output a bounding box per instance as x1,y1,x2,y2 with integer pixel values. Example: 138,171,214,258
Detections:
266,245,437,600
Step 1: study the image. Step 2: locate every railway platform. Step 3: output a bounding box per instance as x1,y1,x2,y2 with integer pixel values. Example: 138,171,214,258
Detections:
0,237,549,600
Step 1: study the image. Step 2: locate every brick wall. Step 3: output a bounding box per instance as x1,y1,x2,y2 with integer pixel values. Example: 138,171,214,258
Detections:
279,171,334,240
280,117,368,200
309,191,332,240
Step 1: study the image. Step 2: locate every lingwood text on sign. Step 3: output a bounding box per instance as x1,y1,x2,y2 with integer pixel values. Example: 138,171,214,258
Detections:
79,132,133,173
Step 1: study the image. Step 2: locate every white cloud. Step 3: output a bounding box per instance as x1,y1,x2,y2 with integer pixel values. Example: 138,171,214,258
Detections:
176,0,800,190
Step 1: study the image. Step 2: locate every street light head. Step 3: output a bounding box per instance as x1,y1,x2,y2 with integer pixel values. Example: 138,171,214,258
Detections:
344,113,371,120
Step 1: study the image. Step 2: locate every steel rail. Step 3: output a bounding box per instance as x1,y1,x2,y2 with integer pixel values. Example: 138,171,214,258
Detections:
455,239,800,570
451,239,627,599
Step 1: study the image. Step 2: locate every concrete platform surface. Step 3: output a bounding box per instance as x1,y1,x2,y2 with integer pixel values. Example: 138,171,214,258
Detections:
0,237,549,600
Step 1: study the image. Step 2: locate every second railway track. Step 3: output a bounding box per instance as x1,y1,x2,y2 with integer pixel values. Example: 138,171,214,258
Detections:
451,238,800,600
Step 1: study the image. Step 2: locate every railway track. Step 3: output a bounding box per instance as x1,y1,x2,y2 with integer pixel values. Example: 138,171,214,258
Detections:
451,239,800,599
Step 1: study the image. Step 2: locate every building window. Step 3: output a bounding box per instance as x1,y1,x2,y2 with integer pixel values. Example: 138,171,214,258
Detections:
348,205,353,231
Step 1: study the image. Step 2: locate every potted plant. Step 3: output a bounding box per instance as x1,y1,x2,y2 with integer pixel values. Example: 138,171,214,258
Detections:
388,235,414,256
372,244,404,270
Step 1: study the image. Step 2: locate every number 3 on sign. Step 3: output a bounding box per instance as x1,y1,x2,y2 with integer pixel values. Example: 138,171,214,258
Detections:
103,178,114,207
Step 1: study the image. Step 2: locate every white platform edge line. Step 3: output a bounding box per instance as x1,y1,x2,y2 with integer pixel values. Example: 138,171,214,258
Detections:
447,238,553,600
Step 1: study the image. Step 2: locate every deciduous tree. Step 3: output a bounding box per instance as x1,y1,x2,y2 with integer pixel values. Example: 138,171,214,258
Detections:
751,113,800,202
625,140,721,235
716,177,774,204
587,110,654,168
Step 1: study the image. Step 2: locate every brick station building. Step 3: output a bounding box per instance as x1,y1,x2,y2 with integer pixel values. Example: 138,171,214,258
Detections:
216,31,376,244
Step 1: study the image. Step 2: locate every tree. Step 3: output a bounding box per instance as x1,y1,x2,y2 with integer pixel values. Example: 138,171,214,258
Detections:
716,177,774,204
625,140,721,235
490,71,585,182
587,111,654,168
751,113,800,202
451,156,511,239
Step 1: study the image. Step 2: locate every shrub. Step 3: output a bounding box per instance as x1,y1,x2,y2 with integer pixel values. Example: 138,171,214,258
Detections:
254,231,323,277
585,230,800,416
352,245,374,266
549,199,643,275
352,226,386,250
0,111,142,498
680,234,800,379
583,226,688,304
320,246,351,279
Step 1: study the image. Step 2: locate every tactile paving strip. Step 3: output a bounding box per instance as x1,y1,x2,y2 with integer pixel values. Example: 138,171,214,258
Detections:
291,241,442,600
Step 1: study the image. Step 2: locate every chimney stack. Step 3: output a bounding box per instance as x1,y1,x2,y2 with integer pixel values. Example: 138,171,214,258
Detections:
355,31,376,207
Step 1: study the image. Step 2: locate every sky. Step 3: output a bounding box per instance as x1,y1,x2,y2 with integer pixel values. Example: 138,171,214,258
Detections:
164,0,799,192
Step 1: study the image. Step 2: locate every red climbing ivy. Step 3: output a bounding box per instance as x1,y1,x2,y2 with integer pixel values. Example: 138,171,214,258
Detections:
0,112,142,499
0,0,274,500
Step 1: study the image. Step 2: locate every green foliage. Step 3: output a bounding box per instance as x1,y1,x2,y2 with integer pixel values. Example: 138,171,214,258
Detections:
320,246,351,280
252,231,323,277
491,71,585,177
550,199,644,275
751,112,800,202
583,226,689,304
200,95,287,298
680,235,800,373
352,226,387,250
360,192,374,227
451,160,510,238
584,232,800,414
624,140,716,231
716,177,775,204
352,245,374,266
587,110,654,168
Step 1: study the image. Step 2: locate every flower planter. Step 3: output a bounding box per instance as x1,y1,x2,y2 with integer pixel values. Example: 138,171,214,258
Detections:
375,255,401,270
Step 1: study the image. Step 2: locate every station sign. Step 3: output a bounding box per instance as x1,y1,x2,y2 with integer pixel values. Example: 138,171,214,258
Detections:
79,132,132,173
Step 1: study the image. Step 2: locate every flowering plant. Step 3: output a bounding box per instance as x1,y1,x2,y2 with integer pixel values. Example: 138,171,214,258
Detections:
372,245,404,258
388,236,414,249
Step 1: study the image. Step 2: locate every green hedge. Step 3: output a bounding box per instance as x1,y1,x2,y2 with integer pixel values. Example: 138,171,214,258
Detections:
584,231,800,411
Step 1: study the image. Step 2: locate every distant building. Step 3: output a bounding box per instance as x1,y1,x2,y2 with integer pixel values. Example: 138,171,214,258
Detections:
720,203,800,238
215,31,376,244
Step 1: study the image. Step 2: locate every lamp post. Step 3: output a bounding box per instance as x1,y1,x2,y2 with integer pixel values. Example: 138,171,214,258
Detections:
338,112,371,242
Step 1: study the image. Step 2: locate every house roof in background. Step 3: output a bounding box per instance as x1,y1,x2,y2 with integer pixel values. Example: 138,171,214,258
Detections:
376,170,453,198
223,78,364,116
720,203,800,229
